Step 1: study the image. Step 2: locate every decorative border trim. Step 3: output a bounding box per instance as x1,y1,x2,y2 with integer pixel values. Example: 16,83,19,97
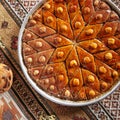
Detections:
1,0,22,26
89,103,113,120
8,89,32,119
4,0,27,21
81,106,97,120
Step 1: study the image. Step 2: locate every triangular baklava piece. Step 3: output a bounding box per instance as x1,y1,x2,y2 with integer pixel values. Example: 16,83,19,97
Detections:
82,68,100,91
35,49,54,66
85,87,100,99
24,53,37,68
28,66,44,81
22,43,36,56
22,29,39,42
95,59,118,84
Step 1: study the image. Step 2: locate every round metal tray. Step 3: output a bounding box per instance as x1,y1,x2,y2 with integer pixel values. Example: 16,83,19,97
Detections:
18,0,120,106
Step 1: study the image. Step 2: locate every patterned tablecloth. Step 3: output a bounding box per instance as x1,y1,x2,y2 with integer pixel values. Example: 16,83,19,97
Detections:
0,0,120,120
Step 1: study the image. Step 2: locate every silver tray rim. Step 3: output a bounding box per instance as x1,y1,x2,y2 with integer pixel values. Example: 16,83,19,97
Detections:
18,0,120,106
